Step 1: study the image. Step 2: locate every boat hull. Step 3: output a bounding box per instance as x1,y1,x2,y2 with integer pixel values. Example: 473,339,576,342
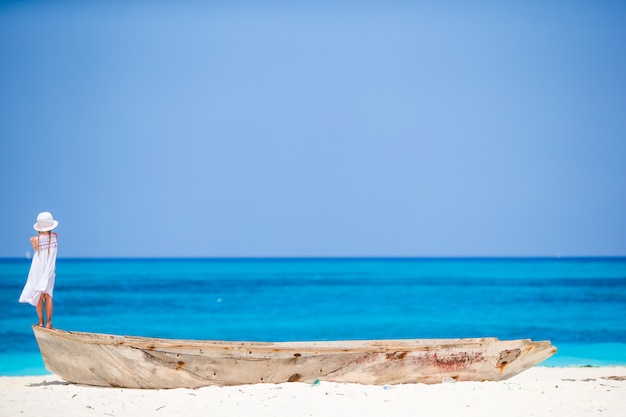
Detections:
32,326,556,389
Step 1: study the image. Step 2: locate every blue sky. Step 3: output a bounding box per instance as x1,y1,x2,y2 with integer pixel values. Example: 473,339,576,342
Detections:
1,1,625,258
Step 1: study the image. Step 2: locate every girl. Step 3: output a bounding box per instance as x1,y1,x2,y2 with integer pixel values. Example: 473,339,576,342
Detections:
19,212,59,329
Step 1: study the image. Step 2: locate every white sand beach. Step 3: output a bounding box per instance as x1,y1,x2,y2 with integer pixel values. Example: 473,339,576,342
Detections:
1,366,625,417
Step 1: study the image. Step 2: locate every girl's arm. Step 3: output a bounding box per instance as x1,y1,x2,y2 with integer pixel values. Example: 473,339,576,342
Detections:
30,236,39,251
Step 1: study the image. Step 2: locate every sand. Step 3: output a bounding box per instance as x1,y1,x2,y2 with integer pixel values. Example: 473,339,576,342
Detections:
1,367,625,417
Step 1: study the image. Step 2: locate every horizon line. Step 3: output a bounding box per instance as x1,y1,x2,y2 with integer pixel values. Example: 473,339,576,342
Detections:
2,255,626,261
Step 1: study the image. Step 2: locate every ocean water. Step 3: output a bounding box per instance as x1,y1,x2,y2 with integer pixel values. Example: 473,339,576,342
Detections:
1,257,625,375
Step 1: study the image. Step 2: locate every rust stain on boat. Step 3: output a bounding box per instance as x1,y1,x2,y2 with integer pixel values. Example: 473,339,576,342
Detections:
354,353,378,365
417,352,485,371
287,373,302,382
386,351,408,360
496,349,521,373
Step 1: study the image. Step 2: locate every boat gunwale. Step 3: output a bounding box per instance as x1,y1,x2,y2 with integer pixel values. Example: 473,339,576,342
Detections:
33,326,551,354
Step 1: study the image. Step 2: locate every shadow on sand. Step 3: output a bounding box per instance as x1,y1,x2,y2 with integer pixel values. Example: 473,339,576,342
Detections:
28,379,69,387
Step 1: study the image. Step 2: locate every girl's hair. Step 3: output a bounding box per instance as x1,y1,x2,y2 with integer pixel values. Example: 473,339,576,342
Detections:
37,231,54,255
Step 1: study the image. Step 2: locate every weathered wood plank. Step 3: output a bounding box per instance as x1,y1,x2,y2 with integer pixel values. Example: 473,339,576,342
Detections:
32,326,556,389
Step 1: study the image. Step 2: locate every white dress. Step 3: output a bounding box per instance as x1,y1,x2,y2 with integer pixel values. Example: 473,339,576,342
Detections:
19,233,58,306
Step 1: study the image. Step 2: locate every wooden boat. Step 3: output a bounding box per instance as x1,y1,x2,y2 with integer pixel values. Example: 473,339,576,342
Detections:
32,326,556,389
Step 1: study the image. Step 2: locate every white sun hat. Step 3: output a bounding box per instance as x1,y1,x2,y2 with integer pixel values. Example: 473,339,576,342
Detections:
33,212,59,232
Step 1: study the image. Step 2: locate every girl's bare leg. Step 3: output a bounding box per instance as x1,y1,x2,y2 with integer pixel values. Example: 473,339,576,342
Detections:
43,294,53,329
45,294,53,329
35,296,44,327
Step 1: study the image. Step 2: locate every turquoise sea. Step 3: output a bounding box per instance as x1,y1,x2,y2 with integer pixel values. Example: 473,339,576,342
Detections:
1,257,625,375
